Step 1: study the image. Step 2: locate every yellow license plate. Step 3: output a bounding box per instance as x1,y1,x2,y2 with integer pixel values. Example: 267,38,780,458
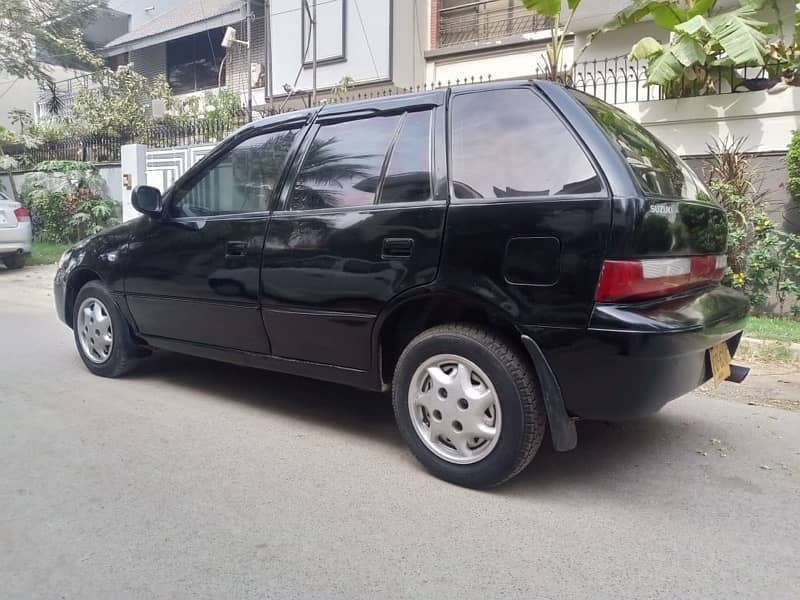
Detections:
709,342,732,386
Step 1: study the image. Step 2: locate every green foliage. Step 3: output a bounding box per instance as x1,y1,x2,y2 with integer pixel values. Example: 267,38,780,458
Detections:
787,129,800,205
522,0,584,79
9,109,32,135
0,0,104,85
30,69,243,141
596,0,776,91
707,137,800,315
20,161,116,243
66,66,176,136
745,315,800,342
735,218,800,314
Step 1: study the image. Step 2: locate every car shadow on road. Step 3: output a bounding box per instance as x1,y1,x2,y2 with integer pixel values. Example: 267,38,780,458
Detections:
130,350,703,493
504,413,695,496
130,351,405,450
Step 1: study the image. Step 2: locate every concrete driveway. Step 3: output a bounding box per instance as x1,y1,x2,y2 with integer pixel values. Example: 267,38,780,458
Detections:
1,266,799,599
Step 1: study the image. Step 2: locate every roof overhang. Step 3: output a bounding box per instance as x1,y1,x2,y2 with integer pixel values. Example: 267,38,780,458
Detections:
102,8,243,56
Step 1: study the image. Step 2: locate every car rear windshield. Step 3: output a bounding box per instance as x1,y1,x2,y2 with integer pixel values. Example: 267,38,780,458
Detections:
571,91,710,201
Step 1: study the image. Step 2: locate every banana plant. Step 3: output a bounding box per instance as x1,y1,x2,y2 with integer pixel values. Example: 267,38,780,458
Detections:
593,0,779,91
522,0,583,81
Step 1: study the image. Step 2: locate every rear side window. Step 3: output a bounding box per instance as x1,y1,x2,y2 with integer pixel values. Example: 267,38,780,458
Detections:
288,114,402,210
450,88,602,200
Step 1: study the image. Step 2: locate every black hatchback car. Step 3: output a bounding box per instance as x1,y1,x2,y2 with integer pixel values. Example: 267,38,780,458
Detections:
55,81,749,488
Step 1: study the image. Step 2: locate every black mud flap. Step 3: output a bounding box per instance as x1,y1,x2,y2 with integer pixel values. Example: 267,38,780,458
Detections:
521,335,577,452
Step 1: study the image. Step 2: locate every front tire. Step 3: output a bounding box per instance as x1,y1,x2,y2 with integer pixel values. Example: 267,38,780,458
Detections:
73,281,139,377
392,324,546,488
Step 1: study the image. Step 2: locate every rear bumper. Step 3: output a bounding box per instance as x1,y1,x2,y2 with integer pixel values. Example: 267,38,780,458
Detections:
525,285,749,420
0,222,33,254
0,242,32,255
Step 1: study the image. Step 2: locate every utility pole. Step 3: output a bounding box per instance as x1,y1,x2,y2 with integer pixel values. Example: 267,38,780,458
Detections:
245,0,253,121
311,0,317,105
264,0,273,112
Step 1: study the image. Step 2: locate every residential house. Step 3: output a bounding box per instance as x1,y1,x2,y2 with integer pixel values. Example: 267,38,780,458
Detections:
424,0,800,227
91,0,426,113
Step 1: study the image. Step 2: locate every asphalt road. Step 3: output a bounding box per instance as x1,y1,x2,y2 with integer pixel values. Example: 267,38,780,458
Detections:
1,267,799,599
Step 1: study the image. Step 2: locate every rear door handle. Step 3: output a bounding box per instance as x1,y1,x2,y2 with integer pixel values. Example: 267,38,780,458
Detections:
225,241,248,257
382,237,414,259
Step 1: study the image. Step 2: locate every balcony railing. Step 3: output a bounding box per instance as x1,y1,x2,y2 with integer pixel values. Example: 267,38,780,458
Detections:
438,0,552,48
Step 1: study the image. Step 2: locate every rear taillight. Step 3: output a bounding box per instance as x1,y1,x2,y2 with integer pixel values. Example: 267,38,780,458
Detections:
13,207,30,222
595,255,726,302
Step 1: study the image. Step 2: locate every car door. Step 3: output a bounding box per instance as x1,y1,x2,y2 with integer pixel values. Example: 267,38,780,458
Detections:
260,95,447,370
124,122,305,353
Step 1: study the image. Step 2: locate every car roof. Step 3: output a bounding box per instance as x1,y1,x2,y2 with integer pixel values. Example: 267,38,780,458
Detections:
244,79,557,131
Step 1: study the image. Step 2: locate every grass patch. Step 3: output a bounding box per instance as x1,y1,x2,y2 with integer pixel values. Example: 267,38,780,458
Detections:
745,316,800,344
30,241,69,266
737,339,796,364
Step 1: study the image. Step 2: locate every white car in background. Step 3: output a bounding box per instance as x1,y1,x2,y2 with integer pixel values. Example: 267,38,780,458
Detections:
0,190,32,269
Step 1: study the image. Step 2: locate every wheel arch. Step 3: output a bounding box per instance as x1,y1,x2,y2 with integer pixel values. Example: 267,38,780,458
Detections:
373,288,522,387
64,268,102,328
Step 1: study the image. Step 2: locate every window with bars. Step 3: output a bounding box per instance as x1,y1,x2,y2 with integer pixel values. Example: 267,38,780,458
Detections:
437,0,551,48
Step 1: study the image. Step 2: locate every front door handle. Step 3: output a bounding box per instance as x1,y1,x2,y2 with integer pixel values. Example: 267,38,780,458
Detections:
382,237,414,259
225,241,248,257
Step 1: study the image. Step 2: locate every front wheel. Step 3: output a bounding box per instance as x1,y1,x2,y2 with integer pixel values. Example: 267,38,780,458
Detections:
392,324,546,488
73,281,140,377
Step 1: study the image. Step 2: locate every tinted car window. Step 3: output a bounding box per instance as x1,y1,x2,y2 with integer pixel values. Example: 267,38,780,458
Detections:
379,110,432,204
289,114,402,210
451,88,602,200
571,91,709,201
171,128,299,218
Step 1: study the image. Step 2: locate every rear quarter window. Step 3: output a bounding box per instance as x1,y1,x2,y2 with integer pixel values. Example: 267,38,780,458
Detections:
571,91,711,202
449,88,603,200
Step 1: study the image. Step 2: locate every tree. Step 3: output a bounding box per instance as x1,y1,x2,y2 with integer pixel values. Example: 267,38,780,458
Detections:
595,0,780,90
9,109,32,135
522,0,584,80
0,0,105,85
67,66,175,136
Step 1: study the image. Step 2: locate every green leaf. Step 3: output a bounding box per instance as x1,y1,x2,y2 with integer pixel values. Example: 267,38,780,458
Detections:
676,14,713,35
795,2,800,45
671,33,708,66
709,12,769,64
567,0,582,9
521,0,561,18
688,0,717,17
646,51,686,85
652,4,688,29
630,37,664,60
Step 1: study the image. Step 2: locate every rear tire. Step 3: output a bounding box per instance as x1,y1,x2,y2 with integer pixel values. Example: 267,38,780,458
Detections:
2,254,26,269
392,323,546,488
73,281,139,377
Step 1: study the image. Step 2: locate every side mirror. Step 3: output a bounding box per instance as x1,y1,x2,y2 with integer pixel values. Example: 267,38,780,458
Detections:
131,185,163,218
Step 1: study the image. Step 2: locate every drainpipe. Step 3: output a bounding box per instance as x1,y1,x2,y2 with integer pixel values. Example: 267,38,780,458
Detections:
311,0,317,105
264,0,273,112
246,0,253,121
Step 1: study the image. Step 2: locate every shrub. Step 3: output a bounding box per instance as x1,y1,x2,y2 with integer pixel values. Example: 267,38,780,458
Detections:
787,130,800,205
20,160,117,243
707,137,800,315
732,218,800,316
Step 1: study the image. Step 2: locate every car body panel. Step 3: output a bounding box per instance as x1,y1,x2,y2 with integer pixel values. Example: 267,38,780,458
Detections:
0,193,32,255
53,81,749,425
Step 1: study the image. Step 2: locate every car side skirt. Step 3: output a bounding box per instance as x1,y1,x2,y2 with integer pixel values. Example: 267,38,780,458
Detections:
138,334,384,391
